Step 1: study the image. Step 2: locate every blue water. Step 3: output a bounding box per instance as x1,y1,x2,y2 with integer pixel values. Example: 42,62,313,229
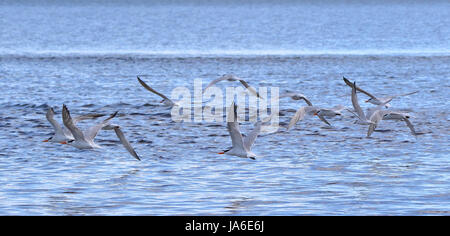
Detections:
0,0,449,215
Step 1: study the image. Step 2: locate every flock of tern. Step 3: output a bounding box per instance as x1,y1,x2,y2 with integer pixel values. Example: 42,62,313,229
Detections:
44,74,419,160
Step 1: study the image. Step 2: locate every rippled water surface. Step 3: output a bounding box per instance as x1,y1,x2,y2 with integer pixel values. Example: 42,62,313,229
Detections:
0,1,449,215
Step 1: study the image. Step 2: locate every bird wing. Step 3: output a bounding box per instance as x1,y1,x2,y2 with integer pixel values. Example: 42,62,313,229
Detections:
278,93,296,99
103,124,141,161
343,77,378,99
300,96,313,106
227,102,246,151
243,121,262,151
395,90,419,98
367,123,377,137
365,97,393,120
238,79,261,98
403,117,417,136
62,105,86,141
202,75,235,93
137,76,172,101
280,93,313,106
72,113,105,125
46,107,65,136
367,110,386,137
287,106,309,131
85,111,118,141
385,90,419,101
350,81,366,120
316,114,331,126
332,104,345,112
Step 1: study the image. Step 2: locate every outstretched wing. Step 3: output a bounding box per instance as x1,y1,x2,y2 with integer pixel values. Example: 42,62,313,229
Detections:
104,124,141,161
350,81,366,120
385,91,419,101
365,97,393,120
316,114,331,126
137,77,172,102
279,92,312,106
203,74,236,93
46,107,65,136
238,79,261,98
227,102,246,151
62,104,86,141
72,113,105,124
395,90,419,98
243,121,262,151
299,96,313,106
287,106,309,131
85,111,118,141
403,117,417,136
367,110,386,137
343,77,378,100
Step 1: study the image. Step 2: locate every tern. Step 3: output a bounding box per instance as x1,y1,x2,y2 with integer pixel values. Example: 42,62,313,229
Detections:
280,92,331,129
43,107,103,143
343,77,418,107
61,104,141,161
287,106,331,130
367,110,417,137
279,92,313,106
345,81,416,137
203,74,261,98
314,105,346,118
218,102,267,159
347,81,392,125
382,111,413,120
287,106,325,130
137,76,176,106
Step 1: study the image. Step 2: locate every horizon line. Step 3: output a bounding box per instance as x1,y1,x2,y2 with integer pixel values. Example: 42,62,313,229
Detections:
2,49,450,57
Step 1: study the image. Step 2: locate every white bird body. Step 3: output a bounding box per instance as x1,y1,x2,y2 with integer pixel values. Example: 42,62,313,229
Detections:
62,104,141,160
219,102,264,159
382,112,412,120
316,105,346,118
224,146,258,159
69,138,101,149
44,107,103,143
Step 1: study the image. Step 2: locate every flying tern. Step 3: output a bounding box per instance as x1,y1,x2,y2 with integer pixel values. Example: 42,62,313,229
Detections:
346,81,392,125
43,107,103,143
61,104,141,161
367,110,417,137
343,77,418,107
218,102,269,159
203,74,261,98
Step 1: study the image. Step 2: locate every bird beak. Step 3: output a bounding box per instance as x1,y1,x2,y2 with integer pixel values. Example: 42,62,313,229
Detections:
218,152,225,154
43,140,49,142
313,113,318,116
60,141,67,144
364,100,369,103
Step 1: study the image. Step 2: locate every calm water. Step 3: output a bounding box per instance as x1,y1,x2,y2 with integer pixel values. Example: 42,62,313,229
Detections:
0,1,449,215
